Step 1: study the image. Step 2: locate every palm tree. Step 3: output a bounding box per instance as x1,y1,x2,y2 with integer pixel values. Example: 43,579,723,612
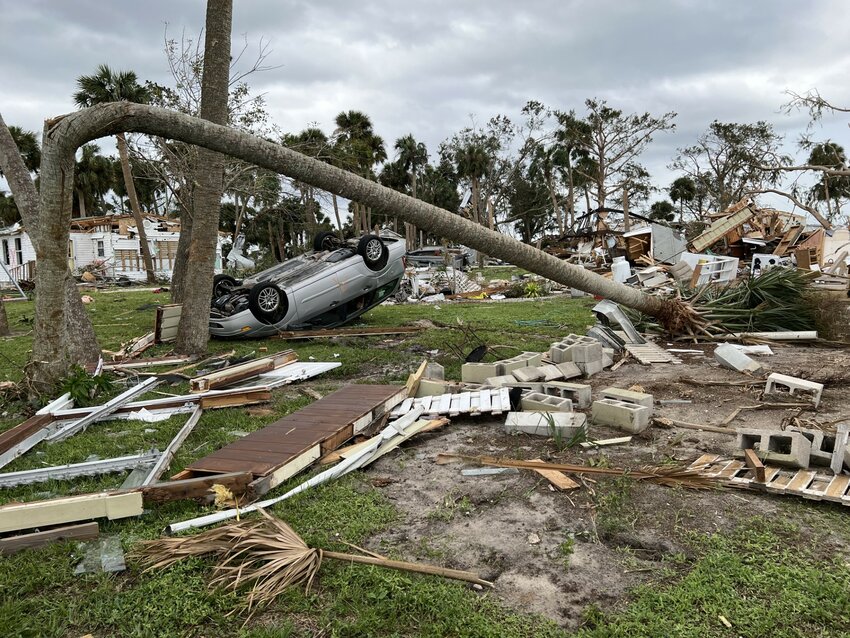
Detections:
394,134,428,246
74,65,156,281
554,111,591,231
669,176,697,222
73,144,113,217
6,127,40,173
807,141,850,220
334,111,385,233
455,142,489,227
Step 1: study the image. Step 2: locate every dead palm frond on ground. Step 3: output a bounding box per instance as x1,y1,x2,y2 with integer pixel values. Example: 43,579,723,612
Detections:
131,509,492,618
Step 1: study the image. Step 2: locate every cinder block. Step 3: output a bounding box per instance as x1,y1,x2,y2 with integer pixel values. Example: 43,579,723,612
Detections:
734,428,812,469
424,362,445,380
577,359,603,378
549,343,572,363
513,366,544,382
555,362,582,379
504,411,587,437
714,343,763,374
571,342,603,364
521,392,573,412
602,348,614,368
542,382,592,409
484,375,523,387
764,373,824,408
461,362,504,384
600,387,654,410
499,356,528,373
790,428,834,467
521,351,544,367
591,399,651,433
494,381,543,394
416,378,454,398
538,365,564,381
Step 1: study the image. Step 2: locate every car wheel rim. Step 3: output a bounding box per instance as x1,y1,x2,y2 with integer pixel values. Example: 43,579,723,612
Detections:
366,240,382,261
258,288,280,312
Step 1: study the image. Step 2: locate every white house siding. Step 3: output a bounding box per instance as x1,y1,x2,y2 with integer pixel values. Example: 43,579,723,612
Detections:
0,227,36,284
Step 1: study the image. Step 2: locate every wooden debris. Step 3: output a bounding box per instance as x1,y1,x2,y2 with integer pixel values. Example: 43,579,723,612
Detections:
0,522,99,555
102,355,196,371
190,350,298,392
743,448,766,482
0,491,144,534
140,408,203,486
624,342,681,364
154,303,182,343
579,436,632,449
528,458,579,490
199,389,271,409
405,359,428,398
653,417,738,435
140,471,252,504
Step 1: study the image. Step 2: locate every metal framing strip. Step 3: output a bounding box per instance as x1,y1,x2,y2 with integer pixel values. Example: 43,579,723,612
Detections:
140,407,203,486
46,377,161,443
0,451,160,487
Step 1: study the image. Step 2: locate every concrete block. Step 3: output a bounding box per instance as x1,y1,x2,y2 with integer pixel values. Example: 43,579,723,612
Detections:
600,387,654,410
484,375,523,387
793,428,834,467
521,351,544,367
538,364,564,381
602,348,614,368
512,366,544,382
831,424,850,474
577,359,603,378
499,356,528,373
591,399,651,433
494,381,543,394
424,362,445,380
714,343,763,374
571,343,603,364
504,411,587,437
521,392,574,412
764,373,824,408
416,378,454,398
549,342,572,363
555,362,582,379
734,428,812,469
461,362,504,384
542,382,592,409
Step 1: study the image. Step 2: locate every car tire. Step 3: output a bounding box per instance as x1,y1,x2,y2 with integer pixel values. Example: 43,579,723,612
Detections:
357,235,389,271
248,282,288,324
212,274,239,299
313,231,339,252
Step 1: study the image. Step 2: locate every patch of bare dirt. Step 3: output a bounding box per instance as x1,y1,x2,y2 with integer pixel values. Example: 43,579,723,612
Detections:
359,343,850,629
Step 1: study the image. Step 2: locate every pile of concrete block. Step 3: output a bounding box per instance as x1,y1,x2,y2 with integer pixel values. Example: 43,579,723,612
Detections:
764,373,823,408
504,411,587,437
461,352,543,384
590,387,654,434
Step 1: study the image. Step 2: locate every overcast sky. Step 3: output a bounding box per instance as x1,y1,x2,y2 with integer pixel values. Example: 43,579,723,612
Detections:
2,0,850,213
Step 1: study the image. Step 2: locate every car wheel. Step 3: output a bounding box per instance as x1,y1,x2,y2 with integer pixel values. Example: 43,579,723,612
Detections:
357,235,389,271
212,274,239,299
248,282,288,324
313,231,340,252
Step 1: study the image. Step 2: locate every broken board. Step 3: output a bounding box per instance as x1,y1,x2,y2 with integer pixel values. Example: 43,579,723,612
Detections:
389,388,511,419
182,384,407,495
624,342,681,365
688,454,850,506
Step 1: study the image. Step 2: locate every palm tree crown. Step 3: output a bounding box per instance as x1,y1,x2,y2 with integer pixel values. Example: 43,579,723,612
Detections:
73,64,148,107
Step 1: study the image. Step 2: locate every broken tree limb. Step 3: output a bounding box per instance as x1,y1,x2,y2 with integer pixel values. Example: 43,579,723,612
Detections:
652,416,738,435
436,453,722,489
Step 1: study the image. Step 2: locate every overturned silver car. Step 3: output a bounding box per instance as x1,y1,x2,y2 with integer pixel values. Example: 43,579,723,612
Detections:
209,231,406,338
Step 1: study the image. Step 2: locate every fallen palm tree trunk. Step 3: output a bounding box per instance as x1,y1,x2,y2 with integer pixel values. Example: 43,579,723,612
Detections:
436,453,722,490
133,509,492,616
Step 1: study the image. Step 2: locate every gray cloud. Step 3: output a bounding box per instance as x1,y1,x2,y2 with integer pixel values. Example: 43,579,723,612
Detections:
2,0,849,210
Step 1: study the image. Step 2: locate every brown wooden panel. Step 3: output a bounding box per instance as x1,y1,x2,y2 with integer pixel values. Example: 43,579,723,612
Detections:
186,384,403,477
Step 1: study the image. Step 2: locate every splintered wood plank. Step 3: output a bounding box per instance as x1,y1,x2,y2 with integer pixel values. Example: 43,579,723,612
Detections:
689,454,720,469
457,392,472,414
529,458,579,491
140,471,252,504
783,470,816,495
743,449,766,482
823,475,850,502
478,389,491,413
448,394,462,417
0,522,99,555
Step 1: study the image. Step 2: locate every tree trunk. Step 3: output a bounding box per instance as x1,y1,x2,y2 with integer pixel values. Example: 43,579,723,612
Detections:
233,193,247,242
331,194,343,240
622,187,631,232
116,133,156,283
174,0,233,356
0,299,9,337
548,174,563,235
20,102,692,387
76,189,87,218
567,166,575,233
170,202,193,303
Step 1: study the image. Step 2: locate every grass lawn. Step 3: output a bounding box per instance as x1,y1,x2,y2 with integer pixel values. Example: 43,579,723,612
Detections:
1,288,849,637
